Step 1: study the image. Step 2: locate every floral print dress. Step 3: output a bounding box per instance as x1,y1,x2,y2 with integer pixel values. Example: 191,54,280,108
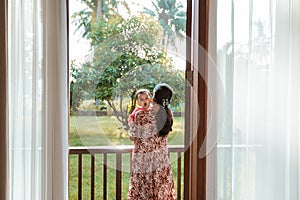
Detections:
127,109,176,200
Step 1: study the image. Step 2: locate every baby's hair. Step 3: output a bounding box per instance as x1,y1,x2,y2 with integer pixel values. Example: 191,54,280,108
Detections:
153,83,174,137
135,89,151,100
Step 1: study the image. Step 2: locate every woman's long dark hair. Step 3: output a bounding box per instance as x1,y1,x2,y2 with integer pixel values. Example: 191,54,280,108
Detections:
153,83,173,137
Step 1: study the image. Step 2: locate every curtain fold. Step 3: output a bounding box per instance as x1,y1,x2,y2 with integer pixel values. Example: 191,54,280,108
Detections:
210,0,300,199
8,0,68,199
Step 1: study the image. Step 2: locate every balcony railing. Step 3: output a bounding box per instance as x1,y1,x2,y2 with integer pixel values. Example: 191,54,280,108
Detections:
69,145,184,200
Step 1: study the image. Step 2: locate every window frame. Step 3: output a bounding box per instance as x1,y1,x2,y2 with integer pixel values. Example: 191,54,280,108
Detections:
0,0,8,199
66,0,213,199
184,0,216,199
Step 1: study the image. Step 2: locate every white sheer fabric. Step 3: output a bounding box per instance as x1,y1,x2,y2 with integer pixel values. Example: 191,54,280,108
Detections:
8,0,68,199
209,0,300,199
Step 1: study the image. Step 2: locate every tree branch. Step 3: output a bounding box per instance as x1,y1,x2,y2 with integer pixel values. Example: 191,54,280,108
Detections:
108,101,126,126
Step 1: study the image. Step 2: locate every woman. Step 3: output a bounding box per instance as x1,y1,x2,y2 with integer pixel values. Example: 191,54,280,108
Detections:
127,83,176,200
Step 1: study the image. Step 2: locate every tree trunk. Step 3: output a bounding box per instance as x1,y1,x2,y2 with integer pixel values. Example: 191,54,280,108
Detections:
107,101,129,130
97,0,102,18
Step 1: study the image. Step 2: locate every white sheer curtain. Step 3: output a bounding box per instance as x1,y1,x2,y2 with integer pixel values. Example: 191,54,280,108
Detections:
209,0,300,199
8,0,68,199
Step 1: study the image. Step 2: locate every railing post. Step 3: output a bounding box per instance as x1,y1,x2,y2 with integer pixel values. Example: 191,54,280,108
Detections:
69,145,184,200
116,153,122,200
103,153,107,200
177,152,181,199
78,154,82,200
91,154,95,200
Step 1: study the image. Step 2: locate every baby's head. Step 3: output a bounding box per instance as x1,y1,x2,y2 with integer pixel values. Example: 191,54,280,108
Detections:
135,89,151,109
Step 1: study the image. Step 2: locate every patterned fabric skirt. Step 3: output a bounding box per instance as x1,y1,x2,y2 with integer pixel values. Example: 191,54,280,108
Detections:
127,147,176,200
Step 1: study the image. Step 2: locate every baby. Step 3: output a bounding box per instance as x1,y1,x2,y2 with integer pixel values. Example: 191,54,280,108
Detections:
128,89,152,124
128,89,153,141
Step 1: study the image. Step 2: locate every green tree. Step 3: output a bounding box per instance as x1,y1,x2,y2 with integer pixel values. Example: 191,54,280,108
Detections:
143,0,186,50
70,1,185,129
72,0,129,38
71,14,184,129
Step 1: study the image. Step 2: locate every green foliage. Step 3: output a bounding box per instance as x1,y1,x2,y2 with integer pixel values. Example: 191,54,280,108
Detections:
70,0,185,128
71,7,93,38
143,0,186,48
70,60,100,115
72,0,130,38
70,61,84,115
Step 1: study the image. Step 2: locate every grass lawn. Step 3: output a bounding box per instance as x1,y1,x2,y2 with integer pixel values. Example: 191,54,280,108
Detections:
69,116,184,199
69,116,184,146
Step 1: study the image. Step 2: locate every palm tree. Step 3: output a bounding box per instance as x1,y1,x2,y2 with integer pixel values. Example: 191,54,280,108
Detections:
72,0,129,38
144,0,186,50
